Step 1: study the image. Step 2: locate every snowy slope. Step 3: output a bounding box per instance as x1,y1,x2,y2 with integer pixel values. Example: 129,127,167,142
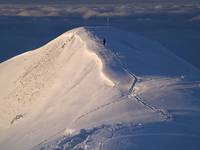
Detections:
0,27,200,150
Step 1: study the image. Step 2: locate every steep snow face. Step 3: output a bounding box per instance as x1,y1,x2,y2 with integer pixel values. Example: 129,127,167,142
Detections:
0,28,118,125
0,28,113,124
0,27,136,150
0,27,200,150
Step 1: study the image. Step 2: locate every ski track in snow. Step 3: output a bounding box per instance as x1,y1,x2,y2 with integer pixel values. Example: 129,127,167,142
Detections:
73,70,173,124
74,97,124,123
131,94,172,121
127,72,173,121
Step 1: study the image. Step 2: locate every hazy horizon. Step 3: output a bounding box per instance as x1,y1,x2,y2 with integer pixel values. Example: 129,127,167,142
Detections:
0,0,199,4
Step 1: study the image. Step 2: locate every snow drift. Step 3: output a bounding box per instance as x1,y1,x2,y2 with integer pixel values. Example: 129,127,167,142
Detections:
0,27,200,150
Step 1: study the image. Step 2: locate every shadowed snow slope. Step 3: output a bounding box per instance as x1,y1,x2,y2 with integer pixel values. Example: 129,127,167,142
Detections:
0,27,200,150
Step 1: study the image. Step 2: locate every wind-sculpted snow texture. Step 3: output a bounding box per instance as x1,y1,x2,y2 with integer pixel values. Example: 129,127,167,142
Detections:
0,27,200,150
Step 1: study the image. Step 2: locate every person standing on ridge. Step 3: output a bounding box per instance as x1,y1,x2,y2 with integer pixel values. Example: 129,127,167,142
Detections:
103,38,106,46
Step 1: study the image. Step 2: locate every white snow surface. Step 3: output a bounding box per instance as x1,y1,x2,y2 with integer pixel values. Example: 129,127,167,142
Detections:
0,27,200,150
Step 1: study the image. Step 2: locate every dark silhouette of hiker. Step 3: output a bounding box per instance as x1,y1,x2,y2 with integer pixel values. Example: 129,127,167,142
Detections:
103,38,106,46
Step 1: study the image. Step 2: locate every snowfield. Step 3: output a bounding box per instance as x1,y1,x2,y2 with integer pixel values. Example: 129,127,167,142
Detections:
0,27,200,150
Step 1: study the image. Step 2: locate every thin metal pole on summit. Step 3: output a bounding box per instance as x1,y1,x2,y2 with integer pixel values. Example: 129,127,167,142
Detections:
107,16,110,30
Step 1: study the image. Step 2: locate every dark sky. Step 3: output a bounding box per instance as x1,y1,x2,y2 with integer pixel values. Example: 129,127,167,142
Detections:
0,0,199,4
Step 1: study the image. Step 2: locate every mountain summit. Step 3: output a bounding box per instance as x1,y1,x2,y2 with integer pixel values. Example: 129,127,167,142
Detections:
0,27,200,150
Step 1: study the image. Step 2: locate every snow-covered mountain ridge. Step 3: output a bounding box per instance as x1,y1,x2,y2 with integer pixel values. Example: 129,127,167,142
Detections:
0,27,200,150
